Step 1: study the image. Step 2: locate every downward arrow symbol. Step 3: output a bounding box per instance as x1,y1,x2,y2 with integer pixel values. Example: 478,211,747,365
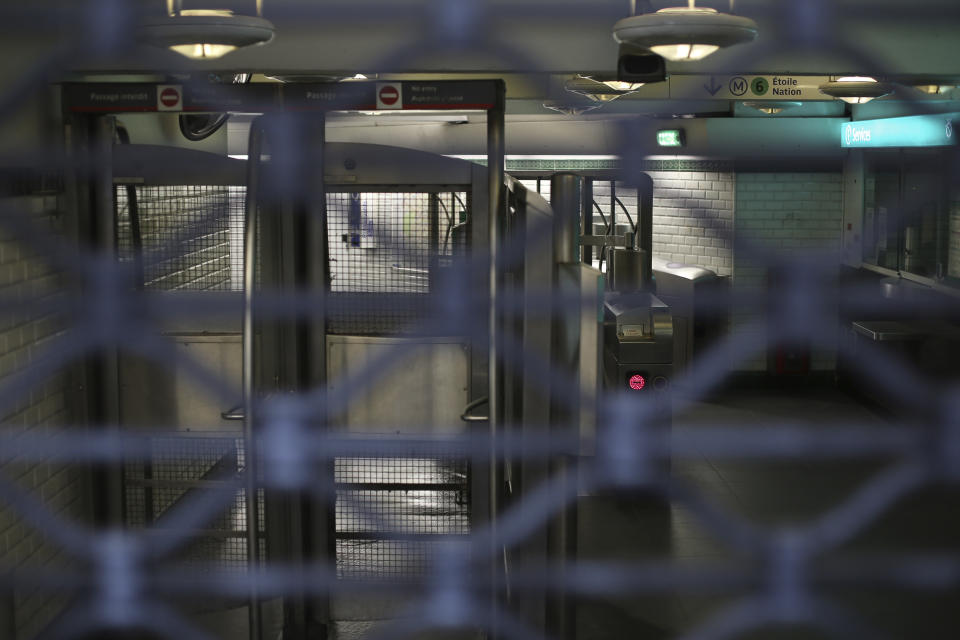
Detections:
704,76,722,96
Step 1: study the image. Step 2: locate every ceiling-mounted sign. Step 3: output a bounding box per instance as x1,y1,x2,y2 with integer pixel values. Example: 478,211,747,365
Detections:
670,75,831,100
62,84,157,112
841,113,959,148
156,85,182,112
376,83,403,110
63,81,501,114
184,83,279,112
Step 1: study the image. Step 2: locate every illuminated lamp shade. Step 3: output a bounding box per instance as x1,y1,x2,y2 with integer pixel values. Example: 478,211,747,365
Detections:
266,73,374,83
628,374,647,391
564,76,641,103
743,101,802,115
543,101,602,116
612,6,758,62
819,77,893,104
137,10,275,60
913,84,955,95
601,80,646,92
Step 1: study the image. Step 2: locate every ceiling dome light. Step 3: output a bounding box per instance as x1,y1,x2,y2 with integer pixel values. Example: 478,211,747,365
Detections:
743,101,802,115
612,5,758,62
137,9,275,60
819,77,893,104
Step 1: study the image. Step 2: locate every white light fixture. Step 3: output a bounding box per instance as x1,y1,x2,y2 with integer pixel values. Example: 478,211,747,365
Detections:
612,1,758,62
743,101,802,115
565,76,642,103
267,74,345,83
137,5,275,60
265,73,376,83
542,101,602,116
819,77,893,104
596,79,646,92
912,83,955,95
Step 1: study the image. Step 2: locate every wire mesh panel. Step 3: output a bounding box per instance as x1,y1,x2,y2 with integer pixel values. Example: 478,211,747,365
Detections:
123,435,264,574
325,188,472,582
326,189,469,335
335,455,470,579
116,185,246,291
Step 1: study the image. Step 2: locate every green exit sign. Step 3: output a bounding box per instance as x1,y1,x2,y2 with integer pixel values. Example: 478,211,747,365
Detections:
657,129,684,147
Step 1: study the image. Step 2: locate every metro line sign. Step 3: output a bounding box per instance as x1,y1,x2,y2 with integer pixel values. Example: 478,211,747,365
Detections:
670,75,831,100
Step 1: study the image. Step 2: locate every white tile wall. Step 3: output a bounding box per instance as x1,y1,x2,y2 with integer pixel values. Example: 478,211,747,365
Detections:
734,174,844,372
524,174,735,277
645,171,734,276
517,172,846,373
0,195,81,640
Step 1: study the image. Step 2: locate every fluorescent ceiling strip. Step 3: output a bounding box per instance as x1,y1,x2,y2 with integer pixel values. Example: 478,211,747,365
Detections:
231,153,705,161
448,155,620,161
643,155,710,160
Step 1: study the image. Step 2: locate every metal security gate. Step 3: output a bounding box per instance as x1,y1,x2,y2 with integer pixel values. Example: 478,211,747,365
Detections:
111,149,261,620
1,9,958,635
323,187,474,587
105,123,499,636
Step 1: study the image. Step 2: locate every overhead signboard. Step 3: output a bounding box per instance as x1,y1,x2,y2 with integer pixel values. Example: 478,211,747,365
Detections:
62,81,501,114
62,83,158,112
670,75,832,101
841,113,958,148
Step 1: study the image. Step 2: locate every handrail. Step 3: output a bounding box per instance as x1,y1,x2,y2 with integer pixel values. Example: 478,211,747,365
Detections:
460,396,490,422
221,405,245,421
115,125,145,289
614,196,637,235
591,200,609,231
242,116,264,640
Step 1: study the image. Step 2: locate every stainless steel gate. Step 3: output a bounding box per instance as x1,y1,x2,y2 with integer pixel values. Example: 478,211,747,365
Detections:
1,7,960,640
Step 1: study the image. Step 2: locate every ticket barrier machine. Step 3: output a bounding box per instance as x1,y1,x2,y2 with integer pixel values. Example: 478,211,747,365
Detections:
584,173,674,394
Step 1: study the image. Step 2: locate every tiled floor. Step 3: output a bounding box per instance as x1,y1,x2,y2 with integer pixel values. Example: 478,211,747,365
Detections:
577,385,960,639
193,385,960,639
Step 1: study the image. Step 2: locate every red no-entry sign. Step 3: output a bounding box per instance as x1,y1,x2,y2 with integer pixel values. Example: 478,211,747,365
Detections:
376,83,402,109
157,85,182,111
160,88,179,107
379,86,398,105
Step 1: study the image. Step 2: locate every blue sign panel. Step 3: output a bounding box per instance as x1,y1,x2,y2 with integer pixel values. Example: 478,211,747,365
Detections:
841,113,958,148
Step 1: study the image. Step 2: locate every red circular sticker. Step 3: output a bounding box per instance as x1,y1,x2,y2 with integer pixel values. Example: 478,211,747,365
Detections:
160,87,180,108
628,374,646,391
379,86,399,106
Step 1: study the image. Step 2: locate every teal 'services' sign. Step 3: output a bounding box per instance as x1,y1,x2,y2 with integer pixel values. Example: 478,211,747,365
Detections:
841,113,958,148
657,129,684,147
